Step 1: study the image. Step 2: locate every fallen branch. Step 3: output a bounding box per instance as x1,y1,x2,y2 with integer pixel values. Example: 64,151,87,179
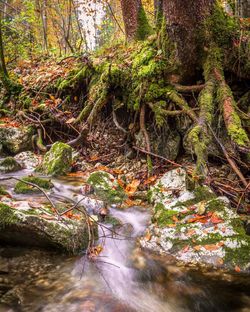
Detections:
0,176,60,216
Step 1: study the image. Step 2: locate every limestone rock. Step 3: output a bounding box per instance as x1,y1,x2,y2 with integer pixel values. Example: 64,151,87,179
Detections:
15,151,41,170
0,201,90,254
0,127,34,155
37,142,73,176
142,168,250,272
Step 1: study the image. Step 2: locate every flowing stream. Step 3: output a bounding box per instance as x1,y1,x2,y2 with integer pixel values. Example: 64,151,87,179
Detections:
0,167,250,312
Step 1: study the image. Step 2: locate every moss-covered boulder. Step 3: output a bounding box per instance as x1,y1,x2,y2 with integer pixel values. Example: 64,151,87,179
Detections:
0,126,34,154
87,171,126,204
0,202,91,254
37,142,73,176
141,168,250,272
14,176,53,194
0,157,23,173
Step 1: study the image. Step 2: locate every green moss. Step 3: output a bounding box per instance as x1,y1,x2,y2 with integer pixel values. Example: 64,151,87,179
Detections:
87,171,126,204
0,203,18,227
0,186,9,196
205,3,239,48
37,142,73,176
0,157,22,173
14,176,53,194
153,203,178,227
136,7,152,41
104,215,122,227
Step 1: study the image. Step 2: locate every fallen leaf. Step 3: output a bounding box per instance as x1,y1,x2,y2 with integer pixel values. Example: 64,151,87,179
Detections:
145,230,152,242
182,245,190,253
204,244,220,251
210,213,223,224
144,175,158,185
172,215,179,223
194,245,202,251
168,224,176,228
197,201,206,215
235,265,241,272
125,179,140,196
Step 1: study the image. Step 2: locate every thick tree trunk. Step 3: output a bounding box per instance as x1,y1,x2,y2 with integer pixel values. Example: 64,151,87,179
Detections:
120,0,151,41
161,0,214,81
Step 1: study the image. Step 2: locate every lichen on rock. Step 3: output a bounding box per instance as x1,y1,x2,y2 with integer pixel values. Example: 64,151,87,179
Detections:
87,171,126,204
37,141,73,176
141,168,250,272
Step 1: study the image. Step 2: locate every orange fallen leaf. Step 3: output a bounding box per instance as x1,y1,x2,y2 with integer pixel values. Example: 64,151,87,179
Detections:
145,230,152,242
112,168,124,175
182,245,190,253
188,215,207,223
124,198,138,207
210,213,223,224
172,215,179,223
204,244,220,251
125,179,140,196
186,229,196,236
168,224,176,228
117,179,125,188
194,245,202,251
235,265,241,273
144,175,158,185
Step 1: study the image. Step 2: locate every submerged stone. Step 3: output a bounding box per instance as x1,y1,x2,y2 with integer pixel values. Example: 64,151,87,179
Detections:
14,176,53,194
141,168,250,272
37,142,73,176
0,157,23,173
0,201,90,254
87,171,126,204
0,126,34,154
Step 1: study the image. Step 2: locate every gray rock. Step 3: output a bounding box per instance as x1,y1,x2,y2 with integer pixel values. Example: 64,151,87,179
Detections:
0,201,92,254
142,168,250,272
14,151,41,170
0,127,34,155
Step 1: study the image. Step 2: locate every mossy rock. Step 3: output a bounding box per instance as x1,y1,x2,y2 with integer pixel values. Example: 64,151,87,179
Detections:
0,157,22,173
14,176,53,194
37,142,73,176
0,126,34,154
0,202,91,254
141,168,250,272
87,171,126,204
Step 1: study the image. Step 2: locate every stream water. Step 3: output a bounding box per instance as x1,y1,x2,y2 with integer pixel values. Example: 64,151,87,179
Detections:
0,167,250,312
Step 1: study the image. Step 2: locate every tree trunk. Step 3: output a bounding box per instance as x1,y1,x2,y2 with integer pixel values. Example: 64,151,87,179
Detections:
0,10,10,92
161,0,214,81
120,0,151,41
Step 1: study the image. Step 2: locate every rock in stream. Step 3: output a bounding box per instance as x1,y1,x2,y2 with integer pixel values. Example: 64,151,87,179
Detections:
141,168,250,272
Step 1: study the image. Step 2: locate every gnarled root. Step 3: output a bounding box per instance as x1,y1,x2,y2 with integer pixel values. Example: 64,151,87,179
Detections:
214,68,250,154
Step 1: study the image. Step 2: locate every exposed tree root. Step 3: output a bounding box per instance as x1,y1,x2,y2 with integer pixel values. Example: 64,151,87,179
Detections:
214,68,250,154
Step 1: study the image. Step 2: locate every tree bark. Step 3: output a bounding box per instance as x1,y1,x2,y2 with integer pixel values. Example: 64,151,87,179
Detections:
120,0,151,41
161,0,214,81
